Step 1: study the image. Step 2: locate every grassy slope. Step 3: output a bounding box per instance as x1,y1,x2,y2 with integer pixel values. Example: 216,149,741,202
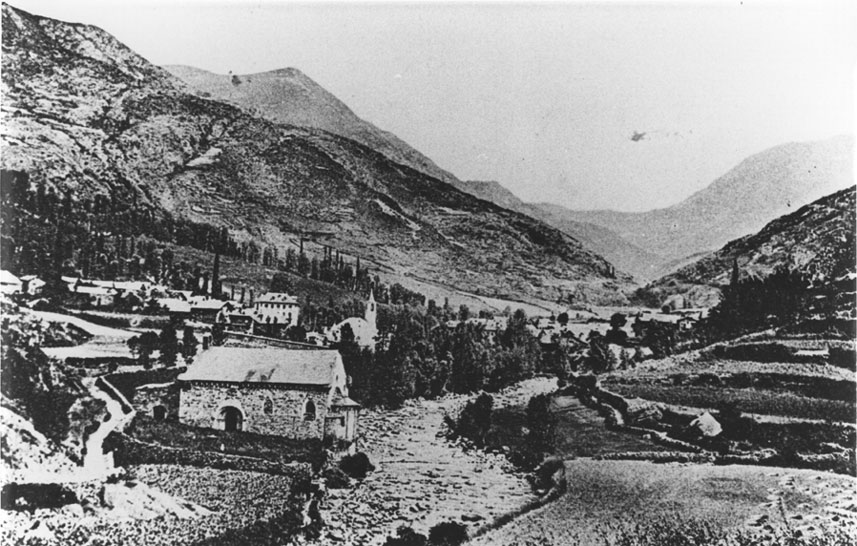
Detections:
488,395,669,459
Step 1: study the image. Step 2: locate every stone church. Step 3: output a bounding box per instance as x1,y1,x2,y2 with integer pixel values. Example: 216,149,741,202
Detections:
177,347,359,445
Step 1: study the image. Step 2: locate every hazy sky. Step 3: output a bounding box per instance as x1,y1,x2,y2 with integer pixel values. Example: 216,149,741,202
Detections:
10,1,857,211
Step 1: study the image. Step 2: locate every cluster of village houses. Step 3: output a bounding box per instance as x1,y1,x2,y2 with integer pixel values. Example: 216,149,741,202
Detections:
1,267,705,452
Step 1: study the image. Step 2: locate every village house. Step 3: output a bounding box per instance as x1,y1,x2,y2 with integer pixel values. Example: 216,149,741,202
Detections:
19,275,45,295
72,284,118,308
188,296,232,323
177,347,359,446
156,297,192,320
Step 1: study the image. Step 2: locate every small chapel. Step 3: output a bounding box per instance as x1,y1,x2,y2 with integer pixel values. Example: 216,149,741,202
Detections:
326,290,378,349
176,347,359,446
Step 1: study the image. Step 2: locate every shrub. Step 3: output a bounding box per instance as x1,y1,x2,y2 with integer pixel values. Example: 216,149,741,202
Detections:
453,393,493,447
339,452,375,479
830,346,856,371
384,526,428,546
508,444,542,472
427,521,468,546
1,483,78,512
322,466,350,489
526,393,557,454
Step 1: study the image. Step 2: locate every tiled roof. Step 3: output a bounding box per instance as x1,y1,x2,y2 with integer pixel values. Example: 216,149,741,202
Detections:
178,347,341,386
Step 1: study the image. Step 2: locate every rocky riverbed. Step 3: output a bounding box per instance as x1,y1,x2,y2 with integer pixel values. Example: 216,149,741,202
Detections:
314,377,559,545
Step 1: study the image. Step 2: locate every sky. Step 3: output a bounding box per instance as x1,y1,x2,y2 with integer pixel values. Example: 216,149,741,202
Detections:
9,0,857,212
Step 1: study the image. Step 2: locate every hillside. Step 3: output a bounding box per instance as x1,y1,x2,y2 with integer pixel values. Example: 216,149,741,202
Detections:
537,136,854,276
164,64,460,187
0,4,629,306
457,180,661,280
639,186,857,307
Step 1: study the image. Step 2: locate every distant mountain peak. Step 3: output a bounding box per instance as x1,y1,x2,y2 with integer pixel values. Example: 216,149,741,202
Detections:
164,63,460,186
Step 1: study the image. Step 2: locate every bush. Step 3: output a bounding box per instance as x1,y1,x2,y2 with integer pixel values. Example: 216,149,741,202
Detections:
1,483,78,512
453,393,493,447
339,452,375,479
830,346,856,371
322,466,350,489
384,526,428,546
508,444,542,472
427,521,468,546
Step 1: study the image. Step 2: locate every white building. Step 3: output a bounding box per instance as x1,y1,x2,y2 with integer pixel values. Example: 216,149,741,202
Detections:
254,292,300,328
326,290,378,349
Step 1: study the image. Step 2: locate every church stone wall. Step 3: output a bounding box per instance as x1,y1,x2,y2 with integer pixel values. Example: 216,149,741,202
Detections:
179,382,329,440
134,383,180,421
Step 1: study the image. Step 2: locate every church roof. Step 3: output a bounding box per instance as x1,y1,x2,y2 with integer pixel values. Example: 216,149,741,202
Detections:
178,347,341,386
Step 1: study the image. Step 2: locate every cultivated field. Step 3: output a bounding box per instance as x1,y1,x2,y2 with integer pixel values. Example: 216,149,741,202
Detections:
470,459,857,545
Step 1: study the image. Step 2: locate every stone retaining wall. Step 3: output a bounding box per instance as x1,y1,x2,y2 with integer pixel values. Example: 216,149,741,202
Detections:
112,433,310,476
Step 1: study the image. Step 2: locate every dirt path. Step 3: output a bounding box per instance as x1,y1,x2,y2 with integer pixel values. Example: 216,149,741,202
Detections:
317,377,558,545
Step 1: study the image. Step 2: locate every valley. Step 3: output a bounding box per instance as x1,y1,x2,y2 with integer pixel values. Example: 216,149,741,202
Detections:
0,3,855,546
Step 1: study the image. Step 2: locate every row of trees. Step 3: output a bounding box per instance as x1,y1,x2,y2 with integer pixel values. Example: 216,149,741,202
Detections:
126,323,199,368
334,307,545,408
0,170,239,289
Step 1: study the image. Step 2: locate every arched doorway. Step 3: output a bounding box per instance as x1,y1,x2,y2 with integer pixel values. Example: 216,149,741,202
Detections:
221,406,243,431
153,405,166,421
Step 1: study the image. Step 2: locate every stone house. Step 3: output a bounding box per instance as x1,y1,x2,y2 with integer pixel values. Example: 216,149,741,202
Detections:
177,347,359,446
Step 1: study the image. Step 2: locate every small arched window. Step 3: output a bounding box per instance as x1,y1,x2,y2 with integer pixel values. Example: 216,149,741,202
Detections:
263,398,273,415
153,405,166,421
304,400,316,421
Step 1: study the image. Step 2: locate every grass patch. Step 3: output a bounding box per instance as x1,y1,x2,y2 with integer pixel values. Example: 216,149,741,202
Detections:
606,384,854,422
486,396,669,460
127,416,323,465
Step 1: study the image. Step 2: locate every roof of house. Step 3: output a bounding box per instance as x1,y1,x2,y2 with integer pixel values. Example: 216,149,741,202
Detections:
0,270,21,285
331,393,361,408
157,298,192,313
188,297,230,311
178,347,342,386
73,285,116,296
255,292,299,305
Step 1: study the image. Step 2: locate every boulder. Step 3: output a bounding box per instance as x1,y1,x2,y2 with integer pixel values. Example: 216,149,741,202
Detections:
687,412,722,438
625,399,664,428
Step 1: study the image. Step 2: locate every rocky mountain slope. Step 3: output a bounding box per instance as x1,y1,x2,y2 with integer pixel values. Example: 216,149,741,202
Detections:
457,180,661,281
167,65,664,284
1,4,629,305
537,136,854,276
639,186,856,307
164,64,459,187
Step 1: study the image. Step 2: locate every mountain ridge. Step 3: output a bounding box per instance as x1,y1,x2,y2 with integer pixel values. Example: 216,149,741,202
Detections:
637,185,857,308
1,3,630,306
535,135,854,276
164,64,461,187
